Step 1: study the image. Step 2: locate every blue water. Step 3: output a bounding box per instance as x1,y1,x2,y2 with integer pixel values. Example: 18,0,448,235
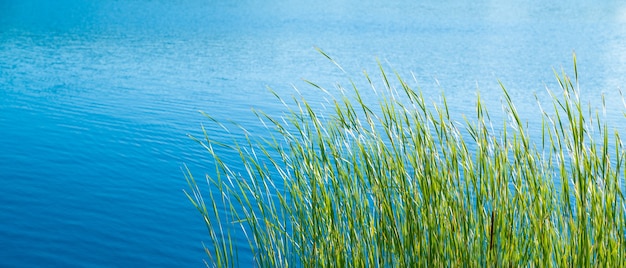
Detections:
1,0,626,266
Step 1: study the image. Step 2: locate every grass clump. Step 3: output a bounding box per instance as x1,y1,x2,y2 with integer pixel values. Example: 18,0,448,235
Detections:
185,54,626,267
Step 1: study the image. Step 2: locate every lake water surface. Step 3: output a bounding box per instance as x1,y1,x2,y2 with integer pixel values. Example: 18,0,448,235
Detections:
2,0,626,266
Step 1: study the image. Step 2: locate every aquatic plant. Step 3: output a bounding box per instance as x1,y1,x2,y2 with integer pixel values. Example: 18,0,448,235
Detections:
185,53,626,267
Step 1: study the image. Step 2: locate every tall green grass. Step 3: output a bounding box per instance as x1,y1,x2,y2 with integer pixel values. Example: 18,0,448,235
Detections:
185,54,626,267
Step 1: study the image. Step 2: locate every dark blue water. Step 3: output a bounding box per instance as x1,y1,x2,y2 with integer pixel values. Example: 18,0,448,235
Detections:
1,0,626,266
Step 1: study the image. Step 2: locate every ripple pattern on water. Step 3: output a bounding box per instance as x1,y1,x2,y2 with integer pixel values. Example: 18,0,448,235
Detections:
1,0,626,266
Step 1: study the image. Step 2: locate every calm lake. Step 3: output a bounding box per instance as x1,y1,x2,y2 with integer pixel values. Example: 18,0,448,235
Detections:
1,0,626,266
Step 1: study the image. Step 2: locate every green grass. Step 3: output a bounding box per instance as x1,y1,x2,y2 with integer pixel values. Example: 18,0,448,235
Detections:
185,53,626,267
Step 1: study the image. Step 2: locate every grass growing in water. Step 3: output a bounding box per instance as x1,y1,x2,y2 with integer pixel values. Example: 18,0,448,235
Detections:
185,54,626,267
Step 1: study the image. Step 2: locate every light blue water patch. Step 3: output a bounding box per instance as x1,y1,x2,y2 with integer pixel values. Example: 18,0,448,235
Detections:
1,0,626,266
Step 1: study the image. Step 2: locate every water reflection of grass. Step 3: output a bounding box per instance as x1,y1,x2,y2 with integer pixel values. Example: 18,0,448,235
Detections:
185,54,625,267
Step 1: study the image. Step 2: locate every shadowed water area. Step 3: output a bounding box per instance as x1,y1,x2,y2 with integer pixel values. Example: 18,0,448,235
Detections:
1,0,626,266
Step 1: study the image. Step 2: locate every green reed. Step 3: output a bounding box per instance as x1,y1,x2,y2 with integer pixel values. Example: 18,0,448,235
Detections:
185,54,625,267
